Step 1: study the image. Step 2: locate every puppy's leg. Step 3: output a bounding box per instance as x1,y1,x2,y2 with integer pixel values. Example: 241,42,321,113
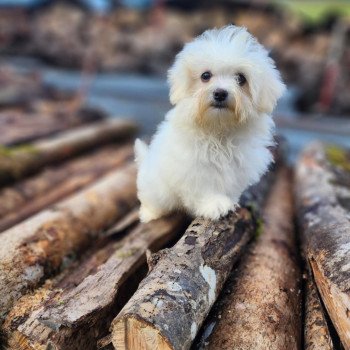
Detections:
194,194,237,220
139,190,178,222
137,166,178,222
138,187,176,223
139,203,164,223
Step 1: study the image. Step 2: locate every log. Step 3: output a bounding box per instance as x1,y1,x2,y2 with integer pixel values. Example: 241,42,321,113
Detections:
304,276,334,350
0,102,105,146
3,214,189,350
0,163,137,321
295,142,350,350
0,119,137,185
194,167,301,350
0,143,133,232
103,208,140,237
110,165,276,350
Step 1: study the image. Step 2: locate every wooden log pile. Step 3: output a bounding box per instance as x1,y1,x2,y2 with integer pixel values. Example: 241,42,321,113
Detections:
0,66,108,146
0,143,134,232
0,144,279,350
2,214,189,350
0,71,288,349
0,119,137,185
2,3,349,114
1,71,350,350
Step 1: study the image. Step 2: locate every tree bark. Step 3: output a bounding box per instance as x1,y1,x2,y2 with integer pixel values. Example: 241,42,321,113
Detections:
193,167,301,350
304,276,334,350
0,119,137,185
0,143,133,232
295,141,350,350
3,214,188,350
0,163,137,321
110,166,276,350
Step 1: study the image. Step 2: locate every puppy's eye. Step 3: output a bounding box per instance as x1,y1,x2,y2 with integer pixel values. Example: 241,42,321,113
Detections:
201,71,212,82
237,73,246,86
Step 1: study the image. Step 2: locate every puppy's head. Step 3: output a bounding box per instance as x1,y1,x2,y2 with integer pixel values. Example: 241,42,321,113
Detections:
168,25,285,129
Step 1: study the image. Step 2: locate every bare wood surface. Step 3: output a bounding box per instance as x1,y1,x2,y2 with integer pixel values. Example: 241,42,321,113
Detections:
0,143,133,232
0,119,137,185
295,141,350,350
0,163,137,321
194,168,301,350
110,166,275,350
2,234,126,350
3,214,188,350
305,277,334,350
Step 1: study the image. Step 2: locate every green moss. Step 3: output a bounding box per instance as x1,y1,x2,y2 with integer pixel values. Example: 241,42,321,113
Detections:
0,144,41,180
279,1,350,24
0,144,39,158
114,248,139,259
255,217,264,238
325,145,350,172
245,203,264,238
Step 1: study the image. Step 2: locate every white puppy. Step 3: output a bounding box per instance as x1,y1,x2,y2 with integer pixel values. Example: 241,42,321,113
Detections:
135,25,285,222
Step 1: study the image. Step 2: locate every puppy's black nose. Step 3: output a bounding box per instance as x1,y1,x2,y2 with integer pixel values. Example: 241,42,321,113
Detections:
213,89,228,102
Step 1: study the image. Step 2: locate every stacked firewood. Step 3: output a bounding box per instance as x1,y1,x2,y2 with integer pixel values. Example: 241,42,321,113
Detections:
0,8,30,54
1,2,349,114
0,4,311,75
0,67,108,146
1,73,350,350
0,121,293,350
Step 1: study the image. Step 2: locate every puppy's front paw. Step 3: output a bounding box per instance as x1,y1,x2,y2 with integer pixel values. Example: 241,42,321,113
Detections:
139,205,163,223
196,195,236,220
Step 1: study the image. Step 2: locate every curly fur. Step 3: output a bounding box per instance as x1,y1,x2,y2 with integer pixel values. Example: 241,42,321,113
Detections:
135,25,285,222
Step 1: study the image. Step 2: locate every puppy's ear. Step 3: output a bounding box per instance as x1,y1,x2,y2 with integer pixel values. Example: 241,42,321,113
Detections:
256,62,286,114
168,53,189,105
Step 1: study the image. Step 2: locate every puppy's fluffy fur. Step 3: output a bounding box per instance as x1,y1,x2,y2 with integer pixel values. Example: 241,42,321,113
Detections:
135,25,285,222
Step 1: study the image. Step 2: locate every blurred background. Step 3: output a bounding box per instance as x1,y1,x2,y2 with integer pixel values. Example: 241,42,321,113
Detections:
0,0,349,160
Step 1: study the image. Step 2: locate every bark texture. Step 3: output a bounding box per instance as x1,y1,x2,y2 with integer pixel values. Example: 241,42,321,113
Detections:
304,277,334,350
0,163,137,320
3,214,188,350
196,168,301,350
0,119,137,184
295,142,350,350
0,143,133,232
110,167,275,350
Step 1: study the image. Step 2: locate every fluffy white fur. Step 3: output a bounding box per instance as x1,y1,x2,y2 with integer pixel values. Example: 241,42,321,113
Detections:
135,25,285,222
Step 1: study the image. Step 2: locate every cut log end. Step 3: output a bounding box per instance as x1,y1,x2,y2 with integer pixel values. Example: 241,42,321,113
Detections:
113,316,173,350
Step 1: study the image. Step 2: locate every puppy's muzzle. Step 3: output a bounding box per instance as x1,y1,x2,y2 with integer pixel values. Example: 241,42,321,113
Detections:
212,89,228,109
